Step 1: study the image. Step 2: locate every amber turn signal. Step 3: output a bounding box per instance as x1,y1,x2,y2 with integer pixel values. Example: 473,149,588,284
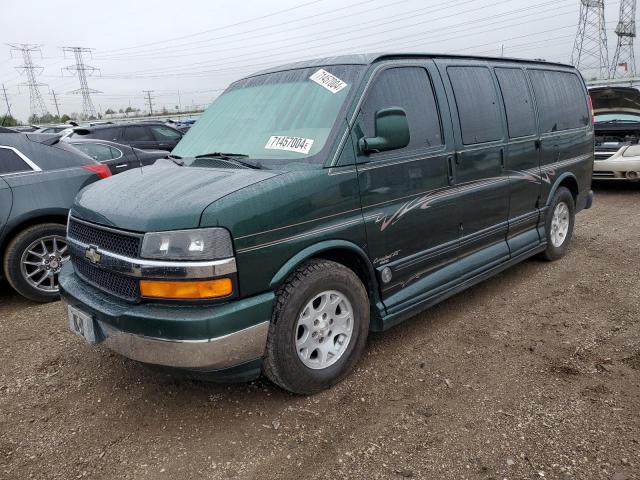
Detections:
140,278,233,299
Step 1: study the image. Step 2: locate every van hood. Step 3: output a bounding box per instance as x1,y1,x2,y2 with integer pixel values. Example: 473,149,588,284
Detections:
590,86,640,115
71,163,281,232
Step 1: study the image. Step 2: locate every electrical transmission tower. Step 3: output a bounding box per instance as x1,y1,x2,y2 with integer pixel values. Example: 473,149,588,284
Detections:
143,90,155,116
62,47,100,119
572,0,610,79
7,43,49,118
1,84,12,118
50,90,61,117
611,0,637,78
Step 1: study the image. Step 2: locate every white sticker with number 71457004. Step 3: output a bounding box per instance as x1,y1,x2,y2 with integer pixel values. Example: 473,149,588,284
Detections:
265,136,314,154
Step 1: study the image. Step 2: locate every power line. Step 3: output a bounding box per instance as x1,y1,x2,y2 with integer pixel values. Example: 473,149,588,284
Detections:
100,0,577,80
94,0,428,61
98,0,329,55
572,0,610,79
62,46,101,118
611,0,637,77
97,0,502,68
7,43,49,118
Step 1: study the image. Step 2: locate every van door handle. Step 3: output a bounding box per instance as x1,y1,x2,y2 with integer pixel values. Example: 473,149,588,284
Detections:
499,148,505,169
447,156,455,185
535,139,541,150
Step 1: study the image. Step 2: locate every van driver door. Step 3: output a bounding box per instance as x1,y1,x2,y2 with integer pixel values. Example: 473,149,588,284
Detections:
353,62,460,314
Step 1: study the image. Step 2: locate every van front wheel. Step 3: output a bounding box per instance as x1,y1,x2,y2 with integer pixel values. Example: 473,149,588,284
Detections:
263,260,370,395
540,186,575,261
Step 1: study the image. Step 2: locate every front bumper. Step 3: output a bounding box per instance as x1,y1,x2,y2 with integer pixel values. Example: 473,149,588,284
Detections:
593,152,640,180
59,264,274,371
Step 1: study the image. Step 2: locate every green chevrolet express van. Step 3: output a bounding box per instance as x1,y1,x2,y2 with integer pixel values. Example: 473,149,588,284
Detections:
60,53,594,394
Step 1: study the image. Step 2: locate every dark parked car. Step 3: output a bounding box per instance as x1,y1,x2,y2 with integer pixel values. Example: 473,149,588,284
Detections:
68,122,184,151
60,53,594,394
0,133,111,302
66,138,168,175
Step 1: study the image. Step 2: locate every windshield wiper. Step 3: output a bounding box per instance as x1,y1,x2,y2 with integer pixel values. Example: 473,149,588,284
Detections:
194,152,262,169
167,154,185,166
596,119,640,124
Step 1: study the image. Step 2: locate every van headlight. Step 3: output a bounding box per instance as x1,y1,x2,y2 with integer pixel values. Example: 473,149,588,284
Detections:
141,228,233,261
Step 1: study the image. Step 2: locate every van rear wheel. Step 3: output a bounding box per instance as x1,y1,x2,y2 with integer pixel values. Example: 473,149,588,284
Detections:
540,187,575,261
263,259,370,395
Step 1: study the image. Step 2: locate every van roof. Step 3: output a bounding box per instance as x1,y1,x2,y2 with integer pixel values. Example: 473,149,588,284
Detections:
247,53,576,78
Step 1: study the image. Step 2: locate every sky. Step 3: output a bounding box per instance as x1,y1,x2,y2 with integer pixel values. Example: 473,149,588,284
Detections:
0,0,631,122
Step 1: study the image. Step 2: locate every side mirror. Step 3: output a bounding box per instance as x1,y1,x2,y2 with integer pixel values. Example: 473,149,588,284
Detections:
358,107,410,154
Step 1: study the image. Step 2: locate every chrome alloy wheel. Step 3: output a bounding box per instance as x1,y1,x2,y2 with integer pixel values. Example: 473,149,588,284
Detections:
295,290,354,370
550,201,570,248
20,235,70,293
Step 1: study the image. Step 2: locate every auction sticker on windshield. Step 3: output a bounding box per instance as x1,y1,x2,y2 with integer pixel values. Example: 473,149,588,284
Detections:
309,69,348,94
265,136,314,154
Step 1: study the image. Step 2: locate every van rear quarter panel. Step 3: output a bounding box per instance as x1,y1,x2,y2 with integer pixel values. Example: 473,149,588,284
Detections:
199,167,367,298
526,66,594,206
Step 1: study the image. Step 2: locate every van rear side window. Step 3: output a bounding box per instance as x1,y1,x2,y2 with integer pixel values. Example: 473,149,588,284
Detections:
495,68,537,138
529,70,589,133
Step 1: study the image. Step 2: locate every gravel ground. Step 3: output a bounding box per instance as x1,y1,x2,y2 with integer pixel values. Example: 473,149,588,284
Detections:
0,183,639,480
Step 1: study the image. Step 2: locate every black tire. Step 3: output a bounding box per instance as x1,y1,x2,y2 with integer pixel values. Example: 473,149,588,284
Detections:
263,259,370,395
540,186,575,261
3,223,68,303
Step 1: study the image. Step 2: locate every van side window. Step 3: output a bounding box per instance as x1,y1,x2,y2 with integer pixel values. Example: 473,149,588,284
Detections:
0,148,30,174
495,68,536,138
359,67,443,154
447,66,503,145
528,70,589,133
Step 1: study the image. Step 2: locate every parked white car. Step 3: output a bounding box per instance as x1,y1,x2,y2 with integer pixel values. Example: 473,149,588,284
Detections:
591,86,640,181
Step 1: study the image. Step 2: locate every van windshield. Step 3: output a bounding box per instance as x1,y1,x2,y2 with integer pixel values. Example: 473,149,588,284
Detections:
172,65,363,165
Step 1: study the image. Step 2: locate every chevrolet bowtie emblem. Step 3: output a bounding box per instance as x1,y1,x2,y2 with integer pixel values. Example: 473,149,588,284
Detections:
85,245,102,265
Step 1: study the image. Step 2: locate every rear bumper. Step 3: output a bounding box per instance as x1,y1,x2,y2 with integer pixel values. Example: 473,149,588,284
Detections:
59,264,273,371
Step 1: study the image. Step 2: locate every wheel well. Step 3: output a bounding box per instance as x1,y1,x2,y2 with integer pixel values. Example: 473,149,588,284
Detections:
309,247,383,330
0,215,68,257
558,176,579,202
309,248,377,301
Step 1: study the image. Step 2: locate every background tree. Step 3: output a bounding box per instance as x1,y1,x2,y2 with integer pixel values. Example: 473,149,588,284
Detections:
0,114,19,127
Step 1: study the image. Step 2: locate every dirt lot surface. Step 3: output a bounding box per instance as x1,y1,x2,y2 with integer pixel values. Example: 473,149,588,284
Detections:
1,183,639,480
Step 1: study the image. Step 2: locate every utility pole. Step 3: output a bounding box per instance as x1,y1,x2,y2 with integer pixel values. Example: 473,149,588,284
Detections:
1,84,12,118
177,89,182,113
611,0,637,78
50,90,61,117
62,46,100,119
7,43,49,118
571,0,610,80
143,90,154,116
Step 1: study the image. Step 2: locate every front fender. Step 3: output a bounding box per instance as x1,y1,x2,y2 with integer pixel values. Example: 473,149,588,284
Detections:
269,239,375,288
268,239,385,330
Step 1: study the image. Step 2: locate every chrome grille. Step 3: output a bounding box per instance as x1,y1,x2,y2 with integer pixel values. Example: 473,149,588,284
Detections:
594,152,614,161
593,171,616,178
68,217,142,301
73,256,140,301
68,218,141,258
